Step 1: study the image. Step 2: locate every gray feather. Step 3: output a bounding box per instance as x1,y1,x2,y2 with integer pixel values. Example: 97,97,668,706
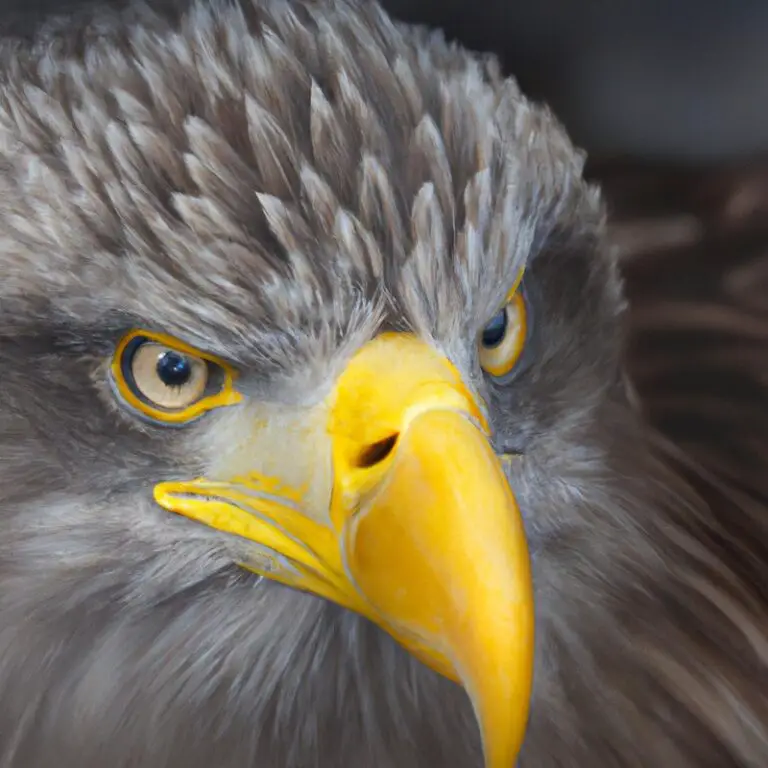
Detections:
0,1,765,767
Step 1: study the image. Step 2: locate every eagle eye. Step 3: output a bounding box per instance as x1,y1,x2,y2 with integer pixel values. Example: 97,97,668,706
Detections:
481,310,507,348
130,343,208,409
478,290,527,378
111,330,242,424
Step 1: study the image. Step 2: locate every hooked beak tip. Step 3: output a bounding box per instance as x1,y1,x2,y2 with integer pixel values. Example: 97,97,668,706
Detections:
340,408,534,767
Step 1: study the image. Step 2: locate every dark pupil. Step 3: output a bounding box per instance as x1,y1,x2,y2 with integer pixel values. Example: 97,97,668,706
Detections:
481,309,508,348
156,351,192,387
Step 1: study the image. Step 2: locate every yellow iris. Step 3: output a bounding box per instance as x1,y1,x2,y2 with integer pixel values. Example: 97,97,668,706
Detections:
479,289,528,378
111,330,241,424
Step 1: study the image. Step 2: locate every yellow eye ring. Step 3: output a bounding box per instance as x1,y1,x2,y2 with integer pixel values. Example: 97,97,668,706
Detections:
478,291,527,378
111,330,242,424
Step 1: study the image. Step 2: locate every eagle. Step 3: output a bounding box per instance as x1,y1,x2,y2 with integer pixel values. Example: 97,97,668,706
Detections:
0,0,766,766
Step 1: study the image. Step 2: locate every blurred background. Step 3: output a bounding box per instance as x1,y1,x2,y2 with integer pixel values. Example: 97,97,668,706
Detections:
2,0,767,497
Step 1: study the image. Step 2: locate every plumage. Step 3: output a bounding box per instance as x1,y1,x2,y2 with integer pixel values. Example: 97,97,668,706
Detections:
0,1,766,766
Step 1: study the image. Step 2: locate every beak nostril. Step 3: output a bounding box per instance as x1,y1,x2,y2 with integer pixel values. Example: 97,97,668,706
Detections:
356,434,399,468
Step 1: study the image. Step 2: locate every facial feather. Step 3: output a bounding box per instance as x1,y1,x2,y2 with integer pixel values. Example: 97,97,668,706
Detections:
0,1,765,767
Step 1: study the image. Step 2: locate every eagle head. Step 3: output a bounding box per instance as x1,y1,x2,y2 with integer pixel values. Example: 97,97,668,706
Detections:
0,1,720,767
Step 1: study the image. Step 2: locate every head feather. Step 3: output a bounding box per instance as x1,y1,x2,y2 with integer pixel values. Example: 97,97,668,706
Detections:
0,0,601,364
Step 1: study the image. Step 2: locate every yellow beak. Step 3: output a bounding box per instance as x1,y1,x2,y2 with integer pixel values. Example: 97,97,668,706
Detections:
154,333,534,767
